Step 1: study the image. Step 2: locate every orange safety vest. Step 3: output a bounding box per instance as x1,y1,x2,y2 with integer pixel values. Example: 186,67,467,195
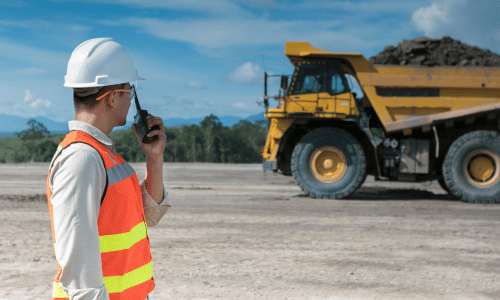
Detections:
46,131,154,300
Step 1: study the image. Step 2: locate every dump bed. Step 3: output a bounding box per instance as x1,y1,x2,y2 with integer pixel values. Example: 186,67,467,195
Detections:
285,42,500,133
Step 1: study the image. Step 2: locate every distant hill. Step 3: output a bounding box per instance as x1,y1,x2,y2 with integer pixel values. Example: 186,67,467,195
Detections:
245,112,266,123
0,115,69,136
0,112,266,137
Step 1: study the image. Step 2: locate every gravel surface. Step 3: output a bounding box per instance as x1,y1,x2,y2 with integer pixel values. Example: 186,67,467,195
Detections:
0,162,499,300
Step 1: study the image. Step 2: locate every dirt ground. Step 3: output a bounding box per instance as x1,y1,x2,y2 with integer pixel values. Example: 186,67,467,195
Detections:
0,162,499,300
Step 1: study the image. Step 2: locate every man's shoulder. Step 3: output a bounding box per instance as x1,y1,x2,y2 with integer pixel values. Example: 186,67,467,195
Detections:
53,142,105,172
62,142,102,158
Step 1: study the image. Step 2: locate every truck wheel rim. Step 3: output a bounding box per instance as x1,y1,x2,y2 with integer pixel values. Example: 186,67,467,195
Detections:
463,149,500,188
309,146,347,183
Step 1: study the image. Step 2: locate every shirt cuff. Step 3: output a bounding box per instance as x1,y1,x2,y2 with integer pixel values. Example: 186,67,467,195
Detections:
140,182,170,227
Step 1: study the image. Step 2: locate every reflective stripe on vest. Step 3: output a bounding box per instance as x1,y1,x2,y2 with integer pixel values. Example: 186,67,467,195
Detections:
100,221,149,253
107,162,136,186
52,261,153,297
104,261,153,293
53,281,67,299
47,131,154,300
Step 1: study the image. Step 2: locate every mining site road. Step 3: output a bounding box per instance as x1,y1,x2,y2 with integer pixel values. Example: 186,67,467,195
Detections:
0,162,499,300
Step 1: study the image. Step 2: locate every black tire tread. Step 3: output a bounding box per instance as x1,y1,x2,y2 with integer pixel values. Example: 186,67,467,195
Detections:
442,130,500,204
291,128,366,199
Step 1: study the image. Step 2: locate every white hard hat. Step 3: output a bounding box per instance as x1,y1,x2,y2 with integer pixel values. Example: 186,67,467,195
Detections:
64,37,144,88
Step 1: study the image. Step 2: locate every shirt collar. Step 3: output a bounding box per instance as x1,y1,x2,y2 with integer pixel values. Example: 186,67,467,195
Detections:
68,120,116,153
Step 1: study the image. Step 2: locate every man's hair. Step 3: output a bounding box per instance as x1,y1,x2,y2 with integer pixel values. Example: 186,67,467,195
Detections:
73,83,126,111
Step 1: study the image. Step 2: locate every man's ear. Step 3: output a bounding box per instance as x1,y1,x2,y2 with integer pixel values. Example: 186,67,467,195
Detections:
106,91,118,108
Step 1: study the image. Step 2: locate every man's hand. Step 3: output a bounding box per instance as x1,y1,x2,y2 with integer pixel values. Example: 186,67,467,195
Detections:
132,115,166,159
132,115,166,204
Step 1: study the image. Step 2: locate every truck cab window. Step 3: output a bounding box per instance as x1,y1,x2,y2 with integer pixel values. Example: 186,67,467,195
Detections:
331,74,345,94
326,67,349,95
290,61,350,96
301,75,322,93
292,63,325,95
345,74,364,99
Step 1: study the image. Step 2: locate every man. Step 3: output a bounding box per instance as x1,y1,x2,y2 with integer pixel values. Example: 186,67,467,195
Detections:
47,38,170,300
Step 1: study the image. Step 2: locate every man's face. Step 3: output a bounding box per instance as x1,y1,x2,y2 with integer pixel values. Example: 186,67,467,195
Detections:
114,83,132,126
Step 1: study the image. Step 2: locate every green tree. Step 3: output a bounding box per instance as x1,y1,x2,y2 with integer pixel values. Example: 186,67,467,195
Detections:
163,128,190,162
112,115,267,164
114,128,144,162
222,120,267,163
15,119,50,162
200,114,222,162
34,140,58,162
178,125,204,162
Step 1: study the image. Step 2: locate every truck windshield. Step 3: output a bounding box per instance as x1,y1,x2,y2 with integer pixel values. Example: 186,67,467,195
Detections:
289,61,349,96
292,64,323,94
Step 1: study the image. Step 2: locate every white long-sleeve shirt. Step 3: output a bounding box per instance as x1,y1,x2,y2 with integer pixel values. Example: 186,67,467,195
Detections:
48,121,170,300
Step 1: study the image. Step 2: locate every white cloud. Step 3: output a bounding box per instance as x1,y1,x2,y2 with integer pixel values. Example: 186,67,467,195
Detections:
0,20,32,28
97,20,122,26
185,81,206,89
0,0,26,7
30,99,51,108
88,1,429,55
56,0,245,15
412,1,455,33
0,38,68,69
411,0,500,53
232,102,248,109
246,0,278,9
295,0,429,15
68,24,91,32
227,62,263,85
20,68,46,76
0,19,91,32
78,0,429,16
24,89,34,103
125,15,404,54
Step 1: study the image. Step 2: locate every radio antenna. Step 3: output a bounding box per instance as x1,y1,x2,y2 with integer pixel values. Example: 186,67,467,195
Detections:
132,85,142,112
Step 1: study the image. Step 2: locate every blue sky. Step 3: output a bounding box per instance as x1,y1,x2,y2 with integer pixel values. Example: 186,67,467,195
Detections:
0,0,499,123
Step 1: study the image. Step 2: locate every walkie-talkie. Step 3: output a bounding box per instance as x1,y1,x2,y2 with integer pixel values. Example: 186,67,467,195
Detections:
132,85,159,144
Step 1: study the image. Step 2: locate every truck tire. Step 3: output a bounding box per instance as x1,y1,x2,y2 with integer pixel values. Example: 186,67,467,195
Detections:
291,128,366,199
437,178,451,194
442,130,500,203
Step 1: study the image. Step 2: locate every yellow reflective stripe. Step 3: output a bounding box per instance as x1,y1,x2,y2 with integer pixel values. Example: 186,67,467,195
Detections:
99,222,147,253
49,145,64,172
144,219,149,238
103,260,153,294
53,281,69,298
52,262,153,297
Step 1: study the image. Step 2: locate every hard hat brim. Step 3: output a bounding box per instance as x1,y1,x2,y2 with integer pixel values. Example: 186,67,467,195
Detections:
64,74,145,88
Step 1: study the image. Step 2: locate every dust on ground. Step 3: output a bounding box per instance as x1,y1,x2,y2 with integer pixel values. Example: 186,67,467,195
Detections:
0,163,499,300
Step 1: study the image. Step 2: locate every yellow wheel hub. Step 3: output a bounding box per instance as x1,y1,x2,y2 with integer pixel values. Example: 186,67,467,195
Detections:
310,146,347,183
470,157,494,181
463,149,500,188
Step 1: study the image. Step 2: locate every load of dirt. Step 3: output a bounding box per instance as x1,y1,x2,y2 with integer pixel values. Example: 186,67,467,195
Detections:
369,36,500,67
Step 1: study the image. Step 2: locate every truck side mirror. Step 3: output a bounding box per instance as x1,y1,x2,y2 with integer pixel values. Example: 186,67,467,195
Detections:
281,75,288,90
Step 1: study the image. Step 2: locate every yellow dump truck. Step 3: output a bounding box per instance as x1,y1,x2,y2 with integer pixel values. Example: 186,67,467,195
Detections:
262,41,500,203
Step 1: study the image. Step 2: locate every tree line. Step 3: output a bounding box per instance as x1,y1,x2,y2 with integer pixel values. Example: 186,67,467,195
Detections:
1,115,267,164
